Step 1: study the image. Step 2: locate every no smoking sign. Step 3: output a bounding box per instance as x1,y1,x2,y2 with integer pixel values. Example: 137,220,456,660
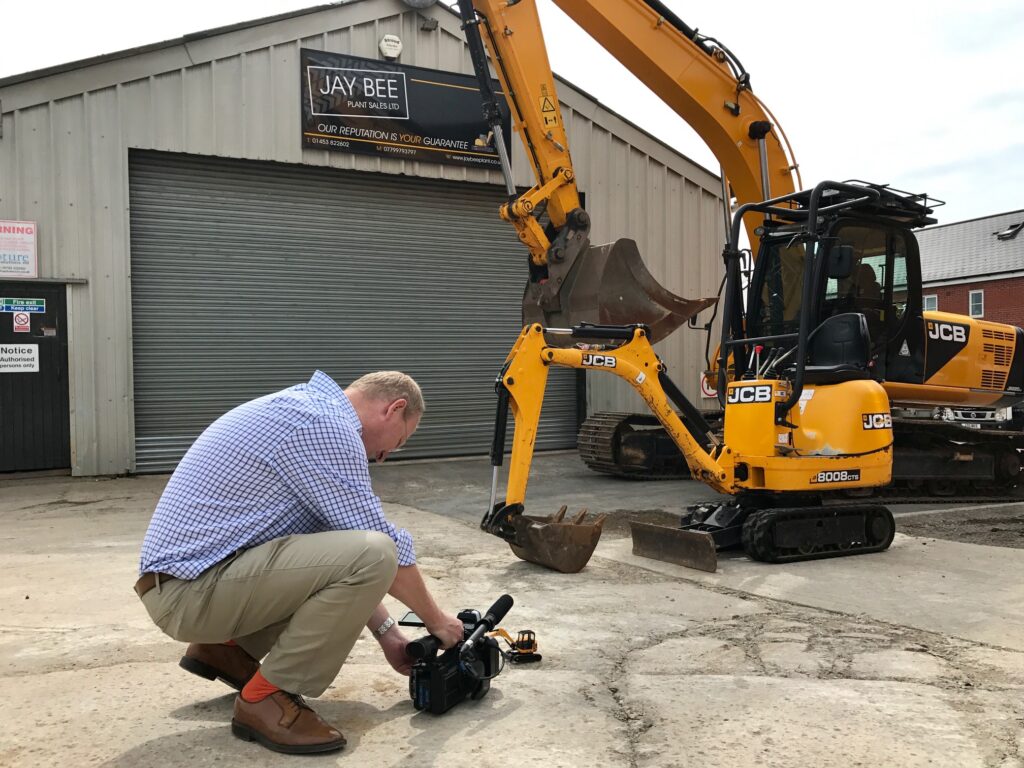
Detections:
13,312,31,333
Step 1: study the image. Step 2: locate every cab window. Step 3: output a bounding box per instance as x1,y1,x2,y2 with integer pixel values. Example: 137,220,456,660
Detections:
752,239,807,338
824,225,909,346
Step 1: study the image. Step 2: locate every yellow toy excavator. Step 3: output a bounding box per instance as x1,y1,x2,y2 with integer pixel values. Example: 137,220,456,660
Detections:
488,628,542,664
455,0,1024,573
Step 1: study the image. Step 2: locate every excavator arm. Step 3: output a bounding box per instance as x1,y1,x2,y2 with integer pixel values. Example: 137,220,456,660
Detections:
459,0,776,342
456,0,582,266
458,0,799,260
489,324,733,507
482,323,734,572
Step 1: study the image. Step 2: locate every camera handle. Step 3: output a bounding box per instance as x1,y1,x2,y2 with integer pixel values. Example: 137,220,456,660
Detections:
407,595,514,662
460,594,514,660
406,635,442,660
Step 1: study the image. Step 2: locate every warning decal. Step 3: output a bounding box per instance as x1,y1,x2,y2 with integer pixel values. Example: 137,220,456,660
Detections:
540,92,558,127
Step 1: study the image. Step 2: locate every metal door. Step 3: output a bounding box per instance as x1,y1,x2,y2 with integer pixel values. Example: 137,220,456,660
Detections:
0,283,71,471
129,151,579,472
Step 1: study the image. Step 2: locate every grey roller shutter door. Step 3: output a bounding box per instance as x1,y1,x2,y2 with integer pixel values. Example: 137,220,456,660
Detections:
129,150,577,472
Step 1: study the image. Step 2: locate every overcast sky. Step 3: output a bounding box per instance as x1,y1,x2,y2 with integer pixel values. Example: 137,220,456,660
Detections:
2,0,1021,225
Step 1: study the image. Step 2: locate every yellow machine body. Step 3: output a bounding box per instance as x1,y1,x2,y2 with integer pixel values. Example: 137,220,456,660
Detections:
723,379,892,493
883,312,1023,407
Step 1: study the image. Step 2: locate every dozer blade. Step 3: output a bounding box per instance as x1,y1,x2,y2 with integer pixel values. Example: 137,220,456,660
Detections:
629,520,719,573
507,505,608,574
523,238,717,345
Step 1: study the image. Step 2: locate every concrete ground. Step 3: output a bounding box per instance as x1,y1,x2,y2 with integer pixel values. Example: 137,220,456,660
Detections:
2,453,1023,767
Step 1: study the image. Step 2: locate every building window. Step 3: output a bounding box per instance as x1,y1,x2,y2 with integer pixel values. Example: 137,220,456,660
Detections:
969,289,984,318
923,294,938,312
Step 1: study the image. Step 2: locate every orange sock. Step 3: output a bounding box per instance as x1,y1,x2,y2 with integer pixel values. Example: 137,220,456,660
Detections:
241,670,281,703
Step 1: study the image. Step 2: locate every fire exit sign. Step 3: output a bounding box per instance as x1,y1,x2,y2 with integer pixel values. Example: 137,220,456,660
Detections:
1,298,45,313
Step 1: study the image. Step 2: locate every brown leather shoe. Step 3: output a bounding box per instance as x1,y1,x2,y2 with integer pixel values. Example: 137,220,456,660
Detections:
179,643,260,691
231,691,346,754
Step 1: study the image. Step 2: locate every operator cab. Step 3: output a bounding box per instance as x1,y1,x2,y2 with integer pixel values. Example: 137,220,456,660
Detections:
742,182,936,389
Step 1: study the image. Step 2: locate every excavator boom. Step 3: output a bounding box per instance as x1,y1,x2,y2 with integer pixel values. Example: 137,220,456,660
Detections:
456,0,755,343
550,0,798,248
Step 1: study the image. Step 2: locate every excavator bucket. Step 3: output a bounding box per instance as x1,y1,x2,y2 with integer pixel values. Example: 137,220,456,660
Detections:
506,506,608,574
629,520,719,573
523,238,718,345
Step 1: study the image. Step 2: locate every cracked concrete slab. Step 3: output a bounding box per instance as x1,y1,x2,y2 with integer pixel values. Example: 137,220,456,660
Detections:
2,463,1024,767
600,535,1024,652
625,676,987,768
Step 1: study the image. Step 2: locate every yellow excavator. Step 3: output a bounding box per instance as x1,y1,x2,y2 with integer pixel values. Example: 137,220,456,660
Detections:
455,0,1024,572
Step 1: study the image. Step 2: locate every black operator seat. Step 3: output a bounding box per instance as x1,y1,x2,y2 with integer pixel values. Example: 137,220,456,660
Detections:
803,312,872,384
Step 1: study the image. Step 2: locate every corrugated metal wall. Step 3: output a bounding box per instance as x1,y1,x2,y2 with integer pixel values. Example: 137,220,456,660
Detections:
128,150,577,472
0,0,724,475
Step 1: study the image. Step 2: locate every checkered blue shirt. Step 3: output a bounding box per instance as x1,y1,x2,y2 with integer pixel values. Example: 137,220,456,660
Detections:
139,370,416,579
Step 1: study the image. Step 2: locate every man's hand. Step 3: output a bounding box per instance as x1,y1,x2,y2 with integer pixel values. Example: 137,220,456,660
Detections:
378,626,414,676
387,565,465,650
426,612,465,650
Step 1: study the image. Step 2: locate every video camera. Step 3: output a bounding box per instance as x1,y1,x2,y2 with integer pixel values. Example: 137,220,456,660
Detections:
403,594,513,714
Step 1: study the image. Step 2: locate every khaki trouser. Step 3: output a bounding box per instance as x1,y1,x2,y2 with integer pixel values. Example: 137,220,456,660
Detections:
139,530,399,697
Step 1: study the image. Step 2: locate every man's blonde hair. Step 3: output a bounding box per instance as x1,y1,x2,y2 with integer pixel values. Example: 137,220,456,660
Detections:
347,371,425,417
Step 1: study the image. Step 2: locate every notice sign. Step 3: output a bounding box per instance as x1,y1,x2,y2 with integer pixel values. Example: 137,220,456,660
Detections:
0,220,38,278
0,344,39,372
301,49,511,169
1,298,45,313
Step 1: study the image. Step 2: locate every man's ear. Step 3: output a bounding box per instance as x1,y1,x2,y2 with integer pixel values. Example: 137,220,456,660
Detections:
386,398,408,418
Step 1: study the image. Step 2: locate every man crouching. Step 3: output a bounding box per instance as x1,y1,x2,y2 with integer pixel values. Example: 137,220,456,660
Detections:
135,370,463,754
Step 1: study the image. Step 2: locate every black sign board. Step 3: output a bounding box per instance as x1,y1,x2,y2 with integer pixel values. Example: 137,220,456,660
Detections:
300,49,511,170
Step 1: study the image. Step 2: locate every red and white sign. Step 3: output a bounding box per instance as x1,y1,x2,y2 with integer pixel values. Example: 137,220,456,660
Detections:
700,372,717,399
0,220,38,279
13,312,31,333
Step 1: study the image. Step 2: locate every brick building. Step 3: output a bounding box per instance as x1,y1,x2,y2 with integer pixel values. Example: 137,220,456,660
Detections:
916,209,1024,327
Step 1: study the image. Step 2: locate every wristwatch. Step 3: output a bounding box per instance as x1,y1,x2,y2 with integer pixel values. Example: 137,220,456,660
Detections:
375,616,396,637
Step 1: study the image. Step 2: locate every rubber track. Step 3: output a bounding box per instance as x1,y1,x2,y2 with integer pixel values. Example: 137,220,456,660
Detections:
741,505,896,564
577,412,684,479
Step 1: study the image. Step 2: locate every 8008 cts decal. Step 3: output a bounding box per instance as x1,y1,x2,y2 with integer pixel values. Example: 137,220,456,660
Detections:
810,469,862,484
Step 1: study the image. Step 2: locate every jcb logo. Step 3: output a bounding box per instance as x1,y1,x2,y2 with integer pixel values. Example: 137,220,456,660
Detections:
581,353,616,368
927,322,967,343
862,413,892,430
727,384,772,404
